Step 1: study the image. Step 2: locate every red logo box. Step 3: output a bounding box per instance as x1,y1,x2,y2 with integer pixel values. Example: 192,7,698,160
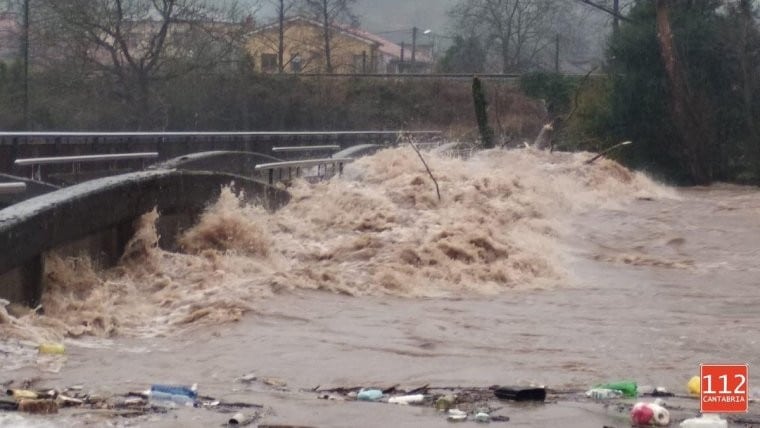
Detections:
700,364,749,413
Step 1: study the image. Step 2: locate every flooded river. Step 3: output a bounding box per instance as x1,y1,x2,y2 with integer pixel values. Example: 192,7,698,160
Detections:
1,148,759,426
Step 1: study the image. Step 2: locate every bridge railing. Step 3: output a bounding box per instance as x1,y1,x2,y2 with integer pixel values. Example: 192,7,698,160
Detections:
15,152,159,181
0,182,26,194
254,158,354,185
0,131,442,182
272,145,340,153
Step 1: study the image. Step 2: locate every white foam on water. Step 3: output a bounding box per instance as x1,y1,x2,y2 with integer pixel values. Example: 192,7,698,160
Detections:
0,147,674,340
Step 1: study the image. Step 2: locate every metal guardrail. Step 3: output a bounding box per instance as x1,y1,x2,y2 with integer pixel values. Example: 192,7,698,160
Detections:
280,73,608,81
255,158,353,185
272,145,340,153
0,182,26,194
0,131,442,138
15,152,159,180
15,152,159,166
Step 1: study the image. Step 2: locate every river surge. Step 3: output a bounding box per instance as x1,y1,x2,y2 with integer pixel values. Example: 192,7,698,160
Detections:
0,147,672,341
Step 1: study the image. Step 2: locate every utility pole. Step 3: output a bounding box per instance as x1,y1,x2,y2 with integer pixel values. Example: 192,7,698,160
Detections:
400,41,405,73
554,34,560,73
411,26,417,72
22,0,29,129
613,0,620,38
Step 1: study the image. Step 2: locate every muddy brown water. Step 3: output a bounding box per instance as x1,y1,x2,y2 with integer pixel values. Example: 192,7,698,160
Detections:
2,150,760,426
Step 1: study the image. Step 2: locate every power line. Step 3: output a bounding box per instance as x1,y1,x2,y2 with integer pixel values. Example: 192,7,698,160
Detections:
575,0,632,22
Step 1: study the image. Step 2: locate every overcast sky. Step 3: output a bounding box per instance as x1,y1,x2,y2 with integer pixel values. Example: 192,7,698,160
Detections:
251,0,458,35
354,0,458,33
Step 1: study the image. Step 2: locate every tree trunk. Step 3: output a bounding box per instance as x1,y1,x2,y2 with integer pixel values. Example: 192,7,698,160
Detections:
278,0,285,73
322,0,332,73
654,0,712,184
501,40,510,74
136,75,152,130
472,77,494,149
737,0,760,160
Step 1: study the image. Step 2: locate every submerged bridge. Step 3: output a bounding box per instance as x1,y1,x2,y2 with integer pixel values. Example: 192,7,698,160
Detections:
0,130,444,306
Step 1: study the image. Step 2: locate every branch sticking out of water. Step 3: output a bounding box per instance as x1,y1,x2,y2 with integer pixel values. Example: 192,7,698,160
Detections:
585,140,634,165
403,136,441,202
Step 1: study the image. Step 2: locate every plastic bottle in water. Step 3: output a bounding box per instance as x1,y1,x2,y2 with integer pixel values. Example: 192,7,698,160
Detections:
594,380,637,397
356,389,383,401
387,394,424,405
679,414,728,428
148,384,197,407
150,384,197,399
586,388,624,400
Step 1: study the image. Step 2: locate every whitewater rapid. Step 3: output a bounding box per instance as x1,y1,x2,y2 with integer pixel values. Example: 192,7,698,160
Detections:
0,147,673,341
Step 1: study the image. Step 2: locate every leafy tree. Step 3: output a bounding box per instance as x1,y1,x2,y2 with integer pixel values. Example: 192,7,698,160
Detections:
595,0,760,183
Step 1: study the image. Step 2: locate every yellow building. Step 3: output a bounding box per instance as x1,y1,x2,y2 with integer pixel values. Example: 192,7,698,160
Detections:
247,16,382,74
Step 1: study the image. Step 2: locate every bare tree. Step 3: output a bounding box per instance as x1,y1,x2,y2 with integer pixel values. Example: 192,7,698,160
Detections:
271,0,296,72
300,0,357,73
35,0,247,129
449,0,570,73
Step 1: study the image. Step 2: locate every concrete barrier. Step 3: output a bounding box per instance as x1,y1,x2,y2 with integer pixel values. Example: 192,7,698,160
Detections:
0,169,290,305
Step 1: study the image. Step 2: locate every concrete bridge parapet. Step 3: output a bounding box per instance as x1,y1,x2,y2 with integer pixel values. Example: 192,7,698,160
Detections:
0,169,290,305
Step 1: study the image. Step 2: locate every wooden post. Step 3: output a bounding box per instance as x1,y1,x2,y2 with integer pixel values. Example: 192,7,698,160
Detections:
472,77,494,149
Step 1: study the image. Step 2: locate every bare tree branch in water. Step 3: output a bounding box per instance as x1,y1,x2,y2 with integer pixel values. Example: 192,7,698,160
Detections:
402,134,441,202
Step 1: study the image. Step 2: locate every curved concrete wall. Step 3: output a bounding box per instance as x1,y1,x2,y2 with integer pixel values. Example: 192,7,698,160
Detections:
0,169,290,305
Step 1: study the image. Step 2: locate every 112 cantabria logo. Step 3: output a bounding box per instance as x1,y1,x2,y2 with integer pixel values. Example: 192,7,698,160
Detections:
700,364,749,413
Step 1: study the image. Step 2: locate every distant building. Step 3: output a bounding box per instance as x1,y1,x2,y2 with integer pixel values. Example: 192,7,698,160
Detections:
347,27,433,73
246,16,432,74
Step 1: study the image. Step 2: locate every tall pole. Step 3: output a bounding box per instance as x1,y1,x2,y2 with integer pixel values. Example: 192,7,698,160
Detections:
22,0,29,129
411,26,417,72
554,34,560,73
613,0,620,38
400,41,405,73
430,34,436,73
